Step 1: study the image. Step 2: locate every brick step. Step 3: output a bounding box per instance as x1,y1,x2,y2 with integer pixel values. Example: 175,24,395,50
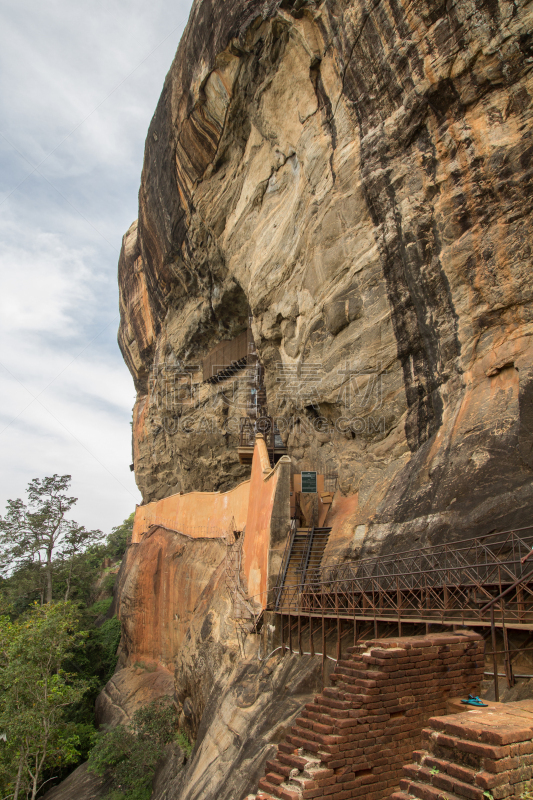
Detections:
287,724,339,750
322,686,344,699
307,700,350,718
400,777,465,800
330,674,377,692
294,716,335,735
276,752,309,772
335,658,368,672
312,694,352,710
301,707,361,729
258,777,301,800
266,758,296,778
412,751,500,791
265,771,286,786
421,726,525,772
402,763,484,800
286,733,323,755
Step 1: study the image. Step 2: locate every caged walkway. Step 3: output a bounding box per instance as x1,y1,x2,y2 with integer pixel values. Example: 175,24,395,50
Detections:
267,525,533,698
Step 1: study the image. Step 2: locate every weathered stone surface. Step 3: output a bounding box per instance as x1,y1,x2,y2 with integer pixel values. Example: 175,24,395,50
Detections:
159,653,323,800
150,742,186,799
94,529,227,728
41,762,113,800
119,0,533,559
115,529,226,669
94,663,175,727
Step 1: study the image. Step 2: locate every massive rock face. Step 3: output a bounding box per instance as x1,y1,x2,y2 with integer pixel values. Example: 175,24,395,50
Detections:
119,0,533,557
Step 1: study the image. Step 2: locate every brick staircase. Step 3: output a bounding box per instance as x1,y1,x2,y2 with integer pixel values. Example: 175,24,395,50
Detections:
392,703,533,800
245,633,484,800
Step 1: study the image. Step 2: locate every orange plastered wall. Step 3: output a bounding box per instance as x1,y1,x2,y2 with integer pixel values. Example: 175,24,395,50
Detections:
131,480,250,543
242,436,278,608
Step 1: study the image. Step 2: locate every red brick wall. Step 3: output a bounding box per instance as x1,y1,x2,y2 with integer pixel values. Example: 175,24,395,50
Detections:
248,632,484,800
393,701,533,800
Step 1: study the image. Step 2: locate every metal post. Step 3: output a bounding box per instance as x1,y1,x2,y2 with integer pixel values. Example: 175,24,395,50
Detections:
397,576,402,637
281,612,285,656
322,609,326,686
298,609,302,656
310,615,314,657
491,605,499,702
501,609,514,688
289,608,293,655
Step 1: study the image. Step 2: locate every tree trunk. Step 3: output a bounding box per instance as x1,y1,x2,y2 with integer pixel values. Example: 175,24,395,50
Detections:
30,751,40,800
45,550,53,604
13,753,25,800
64,558,74,601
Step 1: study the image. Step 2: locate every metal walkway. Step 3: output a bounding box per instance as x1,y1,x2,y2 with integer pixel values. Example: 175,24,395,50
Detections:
272,526,533,629
269,525,533,698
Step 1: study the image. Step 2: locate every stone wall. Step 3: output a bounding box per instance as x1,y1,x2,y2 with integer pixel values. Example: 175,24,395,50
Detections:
394,701,533,800
247,632,484,800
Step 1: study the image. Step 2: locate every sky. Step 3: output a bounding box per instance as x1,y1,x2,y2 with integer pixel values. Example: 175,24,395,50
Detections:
0,0,193,533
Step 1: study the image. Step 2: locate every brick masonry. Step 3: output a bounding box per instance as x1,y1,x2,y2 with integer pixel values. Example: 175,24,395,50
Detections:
391,699,533,800
245,632,484,800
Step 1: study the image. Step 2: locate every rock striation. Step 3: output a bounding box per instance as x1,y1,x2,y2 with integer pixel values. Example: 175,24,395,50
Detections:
76,0,533,796
119,0,533,559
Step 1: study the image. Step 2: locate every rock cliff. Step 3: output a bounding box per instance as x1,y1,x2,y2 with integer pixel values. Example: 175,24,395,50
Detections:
119,0,533,558
87,0,533,796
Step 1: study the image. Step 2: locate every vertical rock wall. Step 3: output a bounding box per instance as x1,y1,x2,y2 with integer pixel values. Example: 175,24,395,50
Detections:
118,0,533,559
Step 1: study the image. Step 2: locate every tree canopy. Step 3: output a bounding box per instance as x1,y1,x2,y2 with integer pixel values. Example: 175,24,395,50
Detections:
0,475,103,603
0,602,89,800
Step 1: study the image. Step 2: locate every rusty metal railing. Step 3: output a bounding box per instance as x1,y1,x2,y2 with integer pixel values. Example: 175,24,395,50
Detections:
272,526,533,628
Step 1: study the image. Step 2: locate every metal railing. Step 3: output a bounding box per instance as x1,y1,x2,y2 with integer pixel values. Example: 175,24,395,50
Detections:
271,526,533,628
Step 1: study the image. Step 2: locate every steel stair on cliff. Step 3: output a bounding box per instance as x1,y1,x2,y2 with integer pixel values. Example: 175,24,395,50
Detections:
275,525,331,610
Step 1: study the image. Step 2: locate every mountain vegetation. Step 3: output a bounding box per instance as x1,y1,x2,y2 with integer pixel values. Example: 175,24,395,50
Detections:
0,475,134,798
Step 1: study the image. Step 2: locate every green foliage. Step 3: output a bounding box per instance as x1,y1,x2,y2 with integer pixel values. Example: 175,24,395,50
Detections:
0,475,103,604
88,700,180,799
520,783,533,800
90,596,114,616
106,513,134,559
175,730,193,757
430,767,440,776
102,572,118,594
0,486,135,794
0,602,90,800
94,617,122,681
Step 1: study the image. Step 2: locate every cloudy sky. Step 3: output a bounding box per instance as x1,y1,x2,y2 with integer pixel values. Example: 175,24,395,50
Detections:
0,0,193,533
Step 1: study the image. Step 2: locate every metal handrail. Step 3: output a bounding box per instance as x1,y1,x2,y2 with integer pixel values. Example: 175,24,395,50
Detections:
275,519,297,610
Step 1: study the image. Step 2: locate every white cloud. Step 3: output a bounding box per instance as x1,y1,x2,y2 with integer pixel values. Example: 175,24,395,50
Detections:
0,0,193,531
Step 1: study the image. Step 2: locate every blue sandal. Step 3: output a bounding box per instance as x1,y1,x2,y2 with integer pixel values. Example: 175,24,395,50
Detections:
461,695,488,707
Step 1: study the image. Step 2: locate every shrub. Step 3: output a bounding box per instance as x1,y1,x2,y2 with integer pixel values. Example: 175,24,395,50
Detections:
88,699,180,799
90,597,113,616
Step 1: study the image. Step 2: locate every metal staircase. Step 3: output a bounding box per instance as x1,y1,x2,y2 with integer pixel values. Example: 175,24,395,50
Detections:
275,524,331,609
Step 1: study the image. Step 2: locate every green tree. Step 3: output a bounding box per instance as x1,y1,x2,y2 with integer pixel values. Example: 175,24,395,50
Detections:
88,700,179,800
105,513,135,559
0,602,89,800
0,475,103,603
